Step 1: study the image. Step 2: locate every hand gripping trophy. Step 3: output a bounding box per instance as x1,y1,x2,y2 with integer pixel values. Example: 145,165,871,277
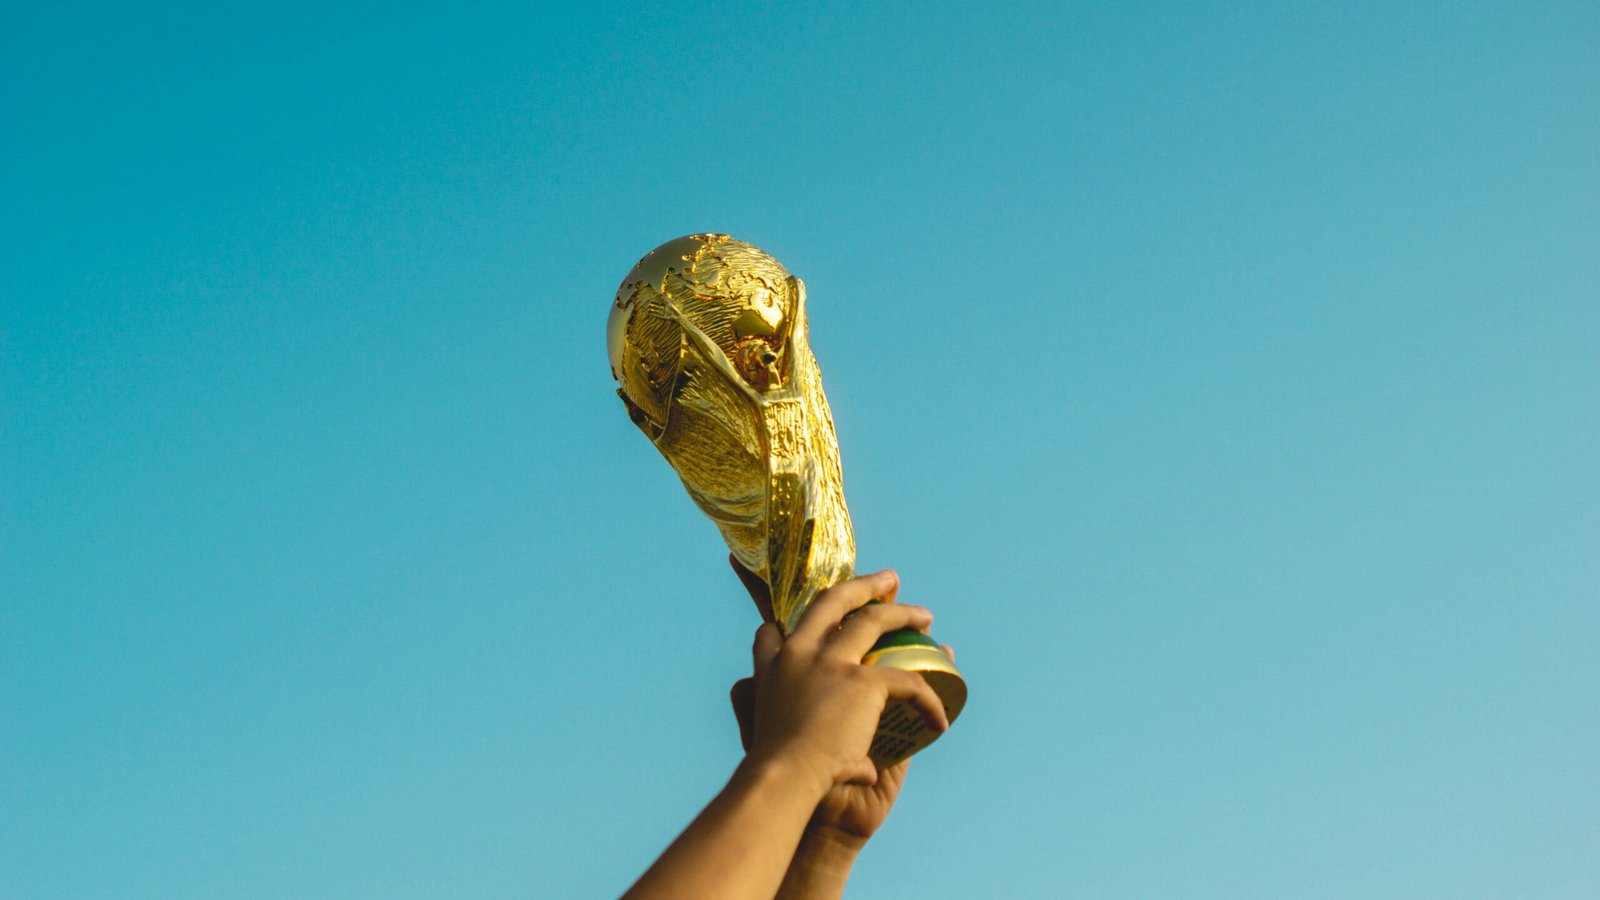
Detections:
607,233,966,765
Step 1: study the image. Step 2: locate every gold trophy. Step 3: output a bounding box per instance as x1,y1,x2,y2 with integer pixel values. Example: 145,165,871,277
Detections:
607,233,966,765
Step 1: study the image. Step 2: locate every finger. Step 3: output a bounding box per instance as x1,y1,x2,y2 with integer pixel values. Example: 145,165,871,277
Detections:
880,668,952,733
729,555,775,624
828,603,933,661
791,570,899,644
729,678,755,752
876,756,911,789
751,622,782,678
942,644,956,662
842,756,879,787
874,571,900,605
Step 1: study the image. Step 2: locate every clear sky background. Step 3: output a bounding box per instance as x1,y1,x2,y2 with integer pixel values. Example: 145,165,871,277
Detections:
4,2,1597,897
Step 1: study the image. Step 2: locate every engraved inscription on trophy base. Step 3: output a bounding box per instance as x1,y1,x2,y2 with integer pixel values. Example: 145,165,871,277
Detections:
864,639,968,766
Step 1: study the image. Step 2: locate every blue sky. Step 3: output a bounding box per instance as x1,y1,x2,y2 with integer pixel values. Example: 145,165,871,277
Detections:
4,2,1597,897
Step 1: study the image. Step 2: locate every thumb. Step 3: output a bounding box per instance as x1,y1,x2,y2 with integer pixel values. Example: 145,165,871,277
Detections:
730,554,776,624
752,622,782,677
729,678,756,752
842,757,879,787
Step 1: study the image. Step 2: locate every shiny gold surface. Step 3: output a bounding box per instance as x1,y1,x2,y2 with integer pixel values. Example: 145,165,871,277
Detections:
609,234,853,633
609,234,965,763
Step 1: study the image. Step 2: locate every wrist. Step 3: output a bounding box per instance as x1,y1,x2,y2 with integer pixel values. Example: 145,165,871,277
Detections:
799,824,867,865
775,824,864,900
738,747,834,809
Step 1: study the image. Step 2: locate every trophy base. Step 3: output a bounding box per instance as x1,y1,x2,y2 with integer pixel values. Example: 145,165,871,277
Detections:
862,629,967,766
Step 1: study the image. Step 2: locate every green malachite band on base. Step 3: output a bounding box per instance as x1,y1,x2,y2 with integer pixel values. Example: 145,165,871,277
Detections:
870,627,941,652
855,601,942,653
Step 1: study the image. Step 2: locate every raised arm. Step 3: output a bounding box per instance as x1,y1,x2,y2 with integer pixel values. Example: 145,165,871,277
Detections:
622,569,948,900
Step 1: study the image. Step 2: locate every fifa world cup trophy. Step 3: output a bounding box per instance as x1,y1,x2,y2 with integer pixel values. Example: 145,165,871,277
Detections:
607,233,966,764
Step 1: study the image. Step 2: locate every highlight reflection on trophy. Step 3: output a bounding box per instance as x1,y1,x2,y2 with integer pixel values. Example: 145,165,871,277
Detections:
607,234,966,765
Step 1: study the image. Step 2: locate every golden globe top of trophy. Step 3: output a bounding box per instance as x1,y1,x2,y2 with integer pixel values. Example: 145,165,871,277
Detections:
607,233,966,765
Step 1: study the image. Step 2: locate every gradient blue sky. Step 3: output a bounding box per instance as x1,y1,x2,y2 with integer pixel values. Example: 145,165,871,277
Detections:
4,2,1597,897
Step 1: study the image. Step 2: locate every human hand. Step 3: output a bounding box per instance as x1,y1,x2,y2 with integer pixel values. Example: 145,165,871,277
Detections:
729,558,950,839
731,680,910,845
809,641,956,841
726,560,950,795
733,652,955,847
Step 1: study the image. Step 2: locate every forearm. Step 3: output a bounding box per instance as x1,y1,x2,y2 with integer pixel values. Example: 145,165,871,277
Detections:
624,754,828,900
775,828,866,900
